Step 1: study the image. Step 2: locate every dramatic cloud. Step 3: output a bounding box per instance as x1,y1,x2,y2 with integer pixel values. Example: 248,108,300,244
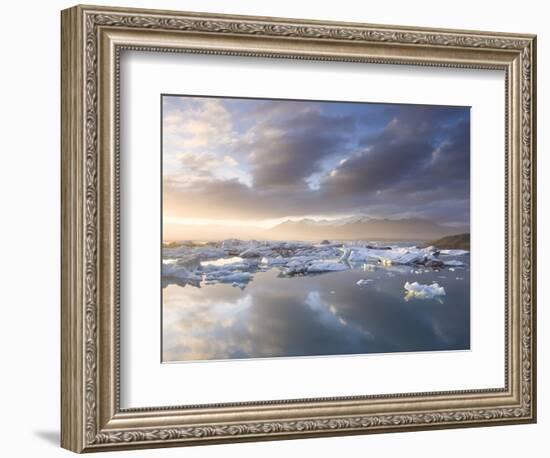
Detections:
162,95,470,225
246,108,353,188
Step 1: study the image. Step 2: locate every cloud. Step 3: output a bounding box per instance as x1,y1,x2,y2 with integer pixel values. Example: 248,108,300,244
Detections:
317,106,470,222
162,96,470,224
223,155,238,167
163,268,468,361
163,279,376,361
163,98,234,150
231,101,355,188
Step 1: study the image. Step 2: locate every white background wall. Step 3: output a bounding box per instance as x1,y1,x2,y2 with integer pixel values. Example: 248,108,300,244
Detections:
0,0,546,456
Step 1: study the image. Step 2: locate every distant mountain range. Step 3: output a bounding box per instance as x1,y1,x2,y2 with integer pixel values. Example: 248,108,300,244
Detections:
267,216,467,241
163,215,468,242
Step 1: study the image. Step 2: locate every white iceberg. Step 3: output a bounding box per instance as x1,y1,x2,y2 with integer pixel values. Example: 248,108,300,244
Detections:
440,249,469,256
260,256,288,266
162,238,469,289
443,259,465,267
361,263,377,272
172,254,202,270
287,255,316,265
404,281,446,300
204,272,253,284
162,263,202,282
340,246,433,265
238,247,268,258
306,261,348,273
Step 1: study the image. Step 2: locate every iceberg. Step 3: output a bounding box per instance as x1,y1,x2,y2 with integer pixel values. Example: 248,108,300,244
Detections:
238,245,277,258
287,255,316,265
440,249,469,256
306,261,348,273
260,256,288,266
443,259,465,267
204,271,253,284
362,263,377,272
171,254,202,270
404,281,446,300
201,260,256,273
162,238,469,289
340,246,435,265
238,247,265,258
162,263,202,283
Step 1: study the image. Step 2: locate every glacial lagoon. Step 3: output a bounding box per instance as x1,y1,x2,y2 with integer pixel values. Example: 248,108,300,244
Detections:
162,241,470,362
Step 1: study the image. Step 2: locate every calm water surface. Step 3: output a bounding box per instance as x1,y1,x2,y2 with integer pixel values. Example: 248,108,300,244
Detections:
162,257,470,362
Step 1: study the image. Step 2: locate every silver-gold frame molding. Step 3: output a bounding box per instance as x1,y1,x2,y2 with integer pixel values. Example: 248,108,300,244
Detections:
61,4,537,453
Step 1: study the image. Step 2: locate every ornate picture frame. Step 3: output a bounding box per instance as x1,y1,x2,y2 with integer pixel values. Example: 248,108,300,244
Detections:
61,4,536,453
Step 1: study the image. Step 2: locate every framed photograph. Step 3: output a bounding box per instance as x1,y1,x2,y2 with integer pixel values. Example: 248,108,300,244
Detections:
61,4,537,453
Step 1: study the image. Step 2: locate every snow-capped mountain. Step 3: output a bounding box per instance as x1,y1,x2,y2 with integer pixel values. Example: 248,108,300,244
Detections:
276,215,371,227
268,216,464,241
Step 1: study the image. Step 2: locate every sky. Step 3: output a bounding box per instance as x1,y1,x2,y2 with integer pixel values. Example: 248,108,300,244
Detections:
162,95,470,230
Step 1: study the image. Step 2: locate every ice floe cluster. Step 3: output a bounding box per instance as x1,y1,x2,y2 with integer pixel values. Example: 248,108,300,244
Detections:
162,239,469,290
404,281,446,301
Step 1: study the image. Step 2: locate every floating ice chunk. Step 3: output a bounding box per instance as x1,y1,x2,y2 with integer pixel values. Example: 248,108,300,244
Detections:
315,241,342,248
440,249,469,256
444,260,464,267
287,255,316,266
202,247,229,258
356,279,373,286
272,241,313,250
201,256,249,267
342,246,433,265
404,281,446,300
200,259,257,275
173,254,202,270
207,272,253,284
380,250,428,265
220,238,245,249
339,248,352,262
281,263,308,276
260,256,288,266
306,261,349,273
162,263,202,282
238,247,266,258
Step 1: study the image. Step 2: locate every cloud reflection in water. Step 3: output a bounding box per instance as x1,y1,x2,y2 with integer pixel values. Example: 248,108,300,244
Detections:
162,266,470,362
